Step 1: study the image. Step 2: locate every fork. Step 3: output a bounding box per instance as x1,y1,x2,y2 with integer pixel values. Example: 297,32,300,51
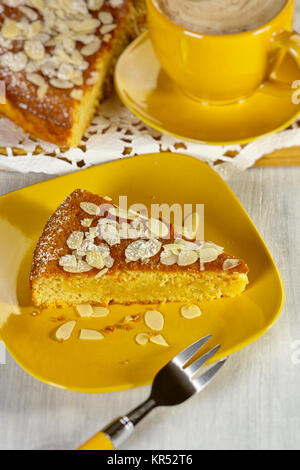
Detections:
79,335,226,450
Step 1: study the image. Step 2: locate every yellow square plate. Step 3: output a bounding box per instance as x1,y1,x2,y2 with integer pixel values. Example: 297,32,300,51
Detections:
0,153,284,392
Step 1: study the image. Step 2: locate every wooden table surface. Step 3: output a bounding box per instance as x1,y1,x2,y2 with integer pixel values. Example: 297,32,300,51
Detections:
0,165,299,450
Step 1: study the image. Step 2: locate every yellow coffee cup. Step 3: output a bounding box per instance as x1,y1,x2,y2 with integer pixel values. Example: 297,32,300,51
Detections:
146,0,300,103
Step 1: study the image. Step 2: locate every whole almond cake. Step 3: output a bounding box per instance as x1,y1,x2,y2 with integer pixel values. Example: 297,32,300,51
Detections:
0,0,145,146
30,189,249,308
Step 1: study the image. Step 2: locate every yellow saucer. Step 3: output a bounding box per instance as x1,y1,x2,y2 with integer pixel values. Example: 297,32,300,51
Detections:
0,153,284,392
115,31,300,145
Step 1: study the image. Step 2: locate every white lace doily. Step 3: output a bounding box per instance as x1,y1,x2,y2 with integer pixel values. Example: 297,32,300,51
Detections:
1,4,300,180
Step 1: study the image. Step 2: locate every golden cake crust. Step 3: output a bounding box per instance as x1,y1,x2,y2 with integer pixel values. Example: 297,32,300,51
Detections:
0,0,146,146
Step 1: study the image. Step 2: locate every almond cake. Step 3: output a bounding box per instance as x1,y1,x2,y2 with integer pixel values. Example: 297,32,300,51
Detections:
30,189,249,308
0,0,146,146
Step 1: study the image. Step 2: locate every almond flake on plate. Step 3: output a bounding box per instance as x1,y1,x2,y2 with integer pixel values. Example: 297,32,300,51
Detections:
79,329,104,340
76,303,94,317
144,310,164,331
55,320,76,341
150,334,169,347
135,333,149,346
180,304,202,319
92,306,109,317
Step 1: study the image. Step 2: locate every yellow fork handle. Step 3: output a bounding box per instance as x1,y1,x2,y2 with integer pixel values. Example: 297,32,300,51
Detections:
78,432,114,451
261,30,300,96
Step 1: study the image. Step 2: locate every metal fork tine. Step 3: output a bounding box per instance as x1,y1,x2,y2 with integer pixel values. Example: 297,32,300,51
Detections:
173,334,212,367
193,358,227,391
185,344,221,377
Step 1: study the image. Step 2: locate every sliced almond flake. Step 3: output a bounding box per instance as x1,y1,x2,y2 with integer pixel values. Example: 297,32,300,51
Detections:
63,260,93,273
31,0,45,11
180,304,202,319
101,223,120,246
96,243,111,258
55,321,76,341
80,201,100,215
123,315,134,322
103,196,112,202
92,306,109,317
81,218,93,227
163,242,185,252
1,19,20,39
86,251,104,269
160,250,177,266
86,68,100,83
222,258,241,271
62,37,76,53
103,33,112,43
95,267,108,278
147,218,169,238
27,73,45,87
104,256,114,268
19,6,38,21
198,247,221,264
57,62,74,81
179,240,202,251
25,20,42,39
69,18,100,34
89,227,98,238
24,40,45,61
144,310,164,331
71,70,84,86
76,303,94,317
100,24,116,34
1,51,27,72
125,239,162,262
177,250,198,266
88,0,105,10
50,78,74,89
150,334,169,347
79,329,104,340
71,89,83,100
109,0,124,7
67,231,84,250
59,254,77,268
37,83,49,99
98,11,114,24
81,37,101,56
135,333,149,346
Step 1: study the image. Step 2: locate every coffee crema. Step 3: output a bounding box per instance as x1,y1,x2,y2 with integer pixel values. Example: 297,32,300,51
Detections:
155,0,287,34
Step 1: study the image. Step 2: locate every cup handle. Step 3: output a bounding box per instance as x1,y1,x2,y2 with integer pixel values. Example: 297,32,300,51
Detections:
260,31,300,97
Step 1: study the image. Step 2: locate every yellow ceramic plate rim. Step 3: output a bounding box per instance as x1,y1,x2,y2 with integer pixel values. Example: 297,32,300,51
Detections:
0,153,285,393
114,31,300,146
